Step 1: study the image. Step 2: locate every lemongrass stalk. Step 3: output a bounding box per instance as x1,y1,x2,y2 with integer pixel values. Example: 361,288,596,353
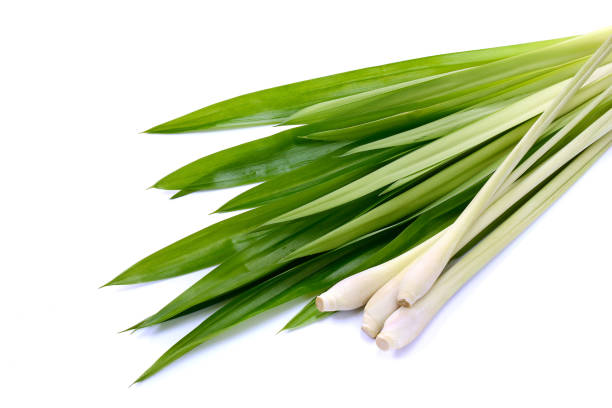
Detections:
362,270,406,337
314,86,611,314
396,36,612,306
494,85,612,198
362,114,612,335
344,98,514,149
376,135,611,350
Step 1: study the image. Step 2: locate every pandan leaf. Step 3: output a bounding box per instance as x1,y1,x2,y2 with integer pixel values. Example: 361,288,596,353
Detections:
273,74,612,222
104,230,264,286
296,61,576,142
217,146,407,212
129,193,380,329
284,30,610,126
301,56,603,145
155,58,594,196
282,299,329,331
348,58,602,153
133,229,397,383
107,149,402,286
152,126,348,191
145,38,568,134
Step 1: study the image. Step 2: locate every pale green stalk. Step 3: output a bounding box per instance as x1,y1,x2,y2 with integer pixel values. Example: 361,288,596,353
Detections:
348,98,516,150
376,135,611,350
495,85,612,198
396,36,612,306
380,97,593,194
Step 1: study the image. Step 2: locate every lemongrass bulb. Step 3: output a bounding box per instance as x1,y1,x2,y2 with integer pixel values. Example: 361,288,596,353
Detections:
395,229,458,306
361,272,404,338
315,259,404,312
376,305,438,351
316,236,437,312
376,263,460,350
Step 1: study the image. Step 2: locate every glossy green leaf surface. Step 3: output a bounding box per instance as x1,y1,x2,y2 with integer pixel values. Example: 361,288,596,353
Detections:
155,58,594,196
153,127,347,191
294,62,567,141
146,38,567,133
272,74,611,223
218,146,406,212
129,193,380,329
108,145,406,286
284,30,610,126
133,230,393,382
282,299,330,331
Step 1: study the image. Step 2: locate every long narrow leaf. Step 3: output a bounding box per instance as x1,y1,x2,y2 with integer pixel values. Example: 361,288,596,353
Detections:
272,73,612,222
284,29,611,126
145,38,568,133
218,146,407,212
129,193,380,329
153,127,347,191
297,59,582,141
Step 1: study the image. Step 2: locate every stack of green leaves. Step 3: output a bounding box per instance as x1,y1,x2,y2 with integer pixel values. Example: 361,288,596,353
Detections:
105,27,612,382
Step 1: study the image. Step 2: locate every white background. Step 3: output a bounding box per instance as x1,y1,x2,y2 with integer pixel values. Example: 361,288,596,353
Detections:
1,1,611,406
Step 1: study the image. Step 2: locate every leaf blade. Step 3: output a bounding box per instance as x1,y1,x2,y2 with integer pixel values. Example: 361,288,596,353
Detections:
146,38,568,133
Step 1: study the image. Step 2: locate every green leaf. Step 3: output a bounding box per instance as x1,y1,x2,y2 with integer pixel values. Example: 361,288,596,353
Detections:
350,98,515,151
217,145,407,212
145,38,568,133
295,62,567,142
348,58,607,154
153,127,347,191
303,55,604,145
133,230,393,383
306,98,513,143
155,57,597,195
284,30,610,126
104,229,267,286
108,143,404,286
129,193,379,329
272,74,611,222
282,299,330,331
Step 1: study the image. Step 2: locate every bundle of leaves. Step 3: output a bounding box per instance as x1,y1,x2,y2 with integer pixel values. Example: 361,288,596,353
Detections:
104,28,612,382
